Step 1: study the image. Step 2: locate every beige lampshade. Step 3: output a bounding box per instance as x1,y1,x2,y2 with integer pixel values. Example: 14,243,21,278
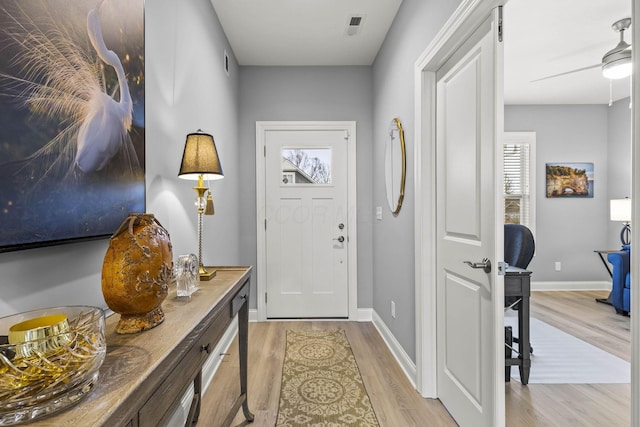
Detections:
178,131,224,181
610,198,632,222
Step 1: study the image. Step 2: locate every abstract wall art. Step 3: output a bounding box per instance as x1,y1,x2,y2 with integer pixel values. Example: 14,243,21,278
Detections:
0,0,145,252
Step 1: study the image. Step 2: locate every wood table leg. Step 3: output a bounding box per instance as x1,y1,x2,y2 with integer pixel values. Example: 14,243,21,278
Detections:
518,292,531,385
239,283,254,422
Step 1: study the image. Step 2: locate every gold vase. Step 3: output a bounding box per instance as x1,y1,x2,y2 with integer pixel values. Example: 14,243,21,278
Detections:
102,213,173,334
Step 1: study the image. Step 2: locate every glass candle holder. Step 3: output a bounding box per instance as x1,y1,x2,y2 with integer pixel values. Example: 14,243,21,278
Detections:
174,254,199,298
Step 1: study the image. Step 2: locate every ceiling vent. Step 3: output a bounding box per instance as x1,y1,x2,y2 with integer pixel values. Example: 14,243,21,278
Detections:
346,15,365,36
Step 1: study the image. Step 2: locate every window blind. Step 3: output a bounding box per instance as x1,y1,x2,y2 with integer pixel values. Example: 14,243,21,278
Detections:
503,144,530,225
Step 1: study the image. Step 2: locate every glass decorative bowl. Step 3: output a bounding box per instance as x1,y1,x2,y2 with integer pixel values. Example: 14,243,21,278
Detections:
0,306,106,425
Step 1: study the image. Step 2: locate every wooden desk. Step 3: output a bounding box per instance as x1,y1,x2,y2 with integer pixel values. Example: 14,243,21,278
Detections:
504,266,531,385
31,266,254,426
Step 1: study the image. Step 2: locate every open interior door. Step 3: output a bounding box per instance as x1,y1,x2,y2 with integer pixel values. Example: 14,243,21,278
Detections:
435,8,504,427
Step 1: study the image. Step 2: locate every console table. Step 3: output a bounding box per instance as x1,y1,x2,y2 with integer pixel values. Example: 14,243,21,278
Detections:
31,266,254,426
504,266,531,385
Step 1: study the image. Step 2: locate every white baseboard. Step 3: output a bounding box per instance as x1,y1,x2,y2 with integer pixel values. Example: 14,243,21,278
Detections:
202,316,238,394
356,308,373,322
249,308,373,322
531,281,611,292
371,310,417,388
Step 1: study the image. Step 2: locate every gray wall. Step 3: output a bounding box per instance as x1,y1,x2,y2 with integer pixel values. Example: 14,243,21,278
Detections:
0,0,240,317
238,66,374,309
505,102,631,283
371,0,463,362
146,0,240,264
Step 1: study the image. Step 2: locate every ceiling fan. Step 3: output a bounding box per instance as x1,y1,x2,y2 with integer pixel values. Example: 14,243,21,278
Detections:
532,17,632,83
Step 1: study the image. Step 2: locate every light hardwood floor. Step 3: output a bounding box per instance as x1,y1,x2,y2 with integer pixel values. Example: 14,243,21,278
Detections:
202,290,631,426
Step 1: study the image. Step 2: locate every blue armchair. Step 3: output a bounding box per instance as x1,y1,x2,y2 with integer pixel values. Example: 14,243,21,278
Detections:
607,245,630,315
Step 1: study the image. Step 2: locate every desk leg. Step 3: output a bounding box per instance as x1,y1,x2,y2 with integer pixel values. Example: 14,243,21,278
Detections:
518,294,531,385
238,286,254,422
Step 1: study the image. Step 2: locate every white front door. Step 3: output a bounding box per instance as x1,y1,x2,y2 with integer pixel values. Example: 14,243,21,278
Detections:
435,10,503,427
263,126,350,318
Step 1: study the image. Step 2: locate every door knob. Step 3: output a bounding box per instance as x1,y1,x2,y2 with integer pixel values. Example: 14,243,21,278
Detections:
333,236,345,243
463,258,491,273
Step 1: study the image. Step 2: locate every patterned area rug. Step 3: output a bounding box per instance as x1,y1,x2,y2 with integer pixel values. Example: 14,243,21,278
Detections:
276,329,380,427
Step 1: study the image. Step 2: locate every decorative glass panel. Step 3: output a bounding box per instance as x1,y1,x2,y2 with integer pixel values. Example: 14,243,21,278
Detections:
281,148,332,185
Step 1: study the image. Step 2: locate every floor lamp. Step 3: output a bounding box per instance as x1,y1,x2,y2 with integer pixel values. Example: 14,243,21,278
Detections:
178,130,224,280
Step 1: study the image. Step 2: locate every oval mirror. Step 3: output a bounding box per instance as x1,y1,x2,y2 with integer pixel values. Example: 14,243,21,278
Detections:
385,118,406,216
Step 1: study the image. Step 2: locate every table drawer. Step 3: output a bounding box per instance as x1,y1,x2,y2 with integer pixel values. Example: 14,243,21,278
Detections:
138,308,234,426
231,282,249,317
504,276,530,297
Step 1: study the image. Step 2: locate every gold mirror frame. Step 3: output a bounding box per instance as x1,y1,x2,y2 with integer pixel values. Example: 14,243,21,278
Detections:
385,117,407,216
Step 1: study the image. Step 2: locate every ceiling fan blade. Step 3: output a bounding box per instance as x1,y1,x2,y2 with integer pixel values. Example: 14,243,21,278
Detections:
530,63,601,83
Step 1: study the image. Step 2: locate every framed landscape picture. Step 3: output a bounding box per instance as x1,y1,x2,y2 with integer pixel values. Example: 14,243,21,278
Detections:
545,162,594,198
0,0,145,252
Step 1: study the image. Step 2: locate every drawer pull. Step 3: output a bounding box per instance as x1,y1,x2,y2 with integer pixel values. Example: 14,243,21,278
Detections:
201,343,211,354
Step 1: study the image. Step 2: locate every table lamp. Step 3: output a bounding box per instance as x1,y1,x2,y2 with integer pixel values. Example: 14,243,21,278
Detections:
610,198,631,246
178,130,224,280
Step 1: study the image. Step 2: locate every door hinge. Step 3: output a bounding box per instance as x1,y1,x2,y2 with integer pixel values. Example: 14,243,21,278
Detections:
498,6,503,42
265,219,267,230
344,130,349,141
264,145,266,157
265,293,267,303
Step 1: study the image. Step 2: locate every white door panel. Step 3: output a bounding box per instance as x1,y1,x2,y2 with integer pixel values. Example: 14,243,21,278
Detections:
443,54,482,239
436,10,502,427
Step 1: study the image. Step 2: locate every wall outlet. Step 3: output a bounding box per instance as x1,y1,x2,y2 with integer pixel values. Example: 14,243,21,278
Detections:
376,206,383,220
555,261,561,271
391,301,396,319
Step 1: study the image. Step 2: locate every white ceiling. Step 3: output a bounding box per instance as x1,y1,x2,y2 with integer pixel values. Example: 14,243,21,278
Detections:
211,0,632,105
504,0,631,105
211,0,402,66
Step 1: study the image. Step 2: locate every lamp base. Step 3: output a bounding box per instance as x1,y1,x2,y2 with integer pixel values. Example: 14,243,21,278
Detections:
620,223,631,246
199,266,216,281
